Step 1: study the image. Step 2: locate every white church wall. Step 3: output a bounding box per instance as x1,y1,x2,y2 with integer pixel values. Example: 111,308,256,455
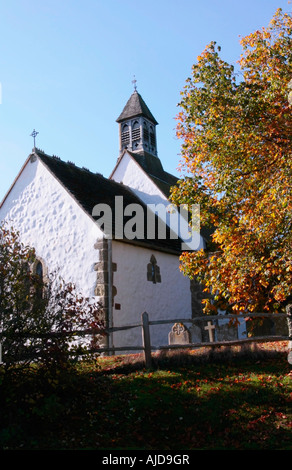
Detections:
0,156,103,297
111,240,192,350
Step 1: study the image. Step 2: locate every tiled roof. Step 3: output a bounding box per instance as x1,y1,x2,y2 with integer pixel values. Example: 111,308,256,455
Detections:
116,91,158,124
37,150,183,254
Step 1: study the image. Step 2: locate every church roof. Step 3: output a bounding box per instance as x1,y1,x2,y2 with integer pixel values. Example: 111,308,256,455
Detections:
36,150,183,254
116,91,158,125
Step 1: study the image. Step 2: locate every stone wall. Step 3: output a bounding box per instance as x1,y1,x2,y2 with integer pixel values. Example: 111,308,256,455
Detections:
94,238,110,309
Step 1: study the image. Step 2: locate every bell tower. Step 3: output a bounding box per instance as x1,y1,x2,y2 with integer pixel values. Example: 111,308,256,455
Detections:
116,86,158,157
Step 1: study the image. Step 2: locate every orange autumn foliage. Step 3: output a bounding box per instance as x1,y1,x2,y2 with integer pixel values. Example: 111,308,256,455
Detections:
171,8,292,314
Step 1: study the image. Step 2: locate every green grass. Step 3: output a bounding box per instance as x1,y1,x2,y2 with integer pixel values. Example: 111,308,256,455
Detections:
0,342,291,450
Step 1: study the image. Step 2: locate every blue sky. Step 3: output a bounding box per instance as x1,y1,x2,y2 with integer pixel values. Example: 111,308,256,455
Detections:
0,0,291,202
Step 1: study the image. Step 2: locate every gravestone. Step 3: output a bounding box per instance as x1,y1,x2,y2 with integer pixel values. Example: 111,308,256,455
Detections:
189,323,202,343
216,322,238,341
168,323,190,345
204,321,215,342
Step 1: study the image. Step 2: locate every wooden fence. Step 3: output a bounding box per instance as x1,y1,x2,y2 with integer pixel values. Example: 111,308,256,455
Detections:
99,311,291,368
1,311,291,367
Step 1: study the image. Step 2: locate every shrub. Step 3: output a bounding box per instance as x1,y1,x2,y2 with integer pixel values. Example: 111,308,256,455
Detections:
0,223,105,370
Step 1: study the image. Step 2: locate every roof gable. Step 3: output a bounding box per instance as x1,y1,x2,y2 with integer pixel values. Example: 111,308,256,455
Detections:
127,151,178,197
110,150,178,199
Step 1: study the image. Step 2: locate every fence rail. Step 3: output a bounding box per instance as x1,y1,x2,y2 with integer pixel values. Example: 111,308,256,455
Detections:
97,311,291,368
1,311,291,367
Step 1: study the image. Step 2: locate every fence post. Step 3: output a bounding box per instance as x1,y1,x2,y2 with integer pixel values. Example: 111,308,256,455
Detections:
286,305,292,345
142,312,152,368
286,304,292,364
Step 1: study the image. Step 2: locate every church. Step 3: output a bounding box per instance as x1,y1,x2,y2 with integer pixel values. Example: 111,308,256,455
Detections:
0,88,221,352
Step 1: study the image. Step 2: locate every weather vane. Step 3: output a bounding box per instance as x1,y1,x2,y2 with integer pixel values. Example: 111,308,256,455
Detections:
132,75,137,92
30,129,39,148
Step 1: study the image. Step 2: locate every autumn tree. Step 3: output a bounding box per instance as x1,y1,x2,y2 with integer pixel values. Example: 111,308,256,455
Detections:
171,8,292,315
0,224,105,369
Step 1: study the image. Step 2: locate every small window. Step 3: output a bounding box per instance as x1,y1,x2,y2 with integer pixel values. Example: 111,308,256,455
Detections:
147,255,161,284
35,261,43,280
32,258,46,298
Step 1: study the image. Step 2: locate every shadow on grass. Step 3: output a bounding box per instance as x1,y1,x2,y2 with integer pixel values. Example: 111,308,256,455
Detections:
0,344,291,450
92,345,291,450
98,342,289,375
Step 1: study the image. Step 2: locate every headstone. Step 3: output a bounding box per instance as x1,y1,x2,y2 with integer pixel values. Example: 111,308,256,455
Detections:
189,323,202,343
204,321,215,342
217,309,245,339
168,323,190,345
216,322,238,341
